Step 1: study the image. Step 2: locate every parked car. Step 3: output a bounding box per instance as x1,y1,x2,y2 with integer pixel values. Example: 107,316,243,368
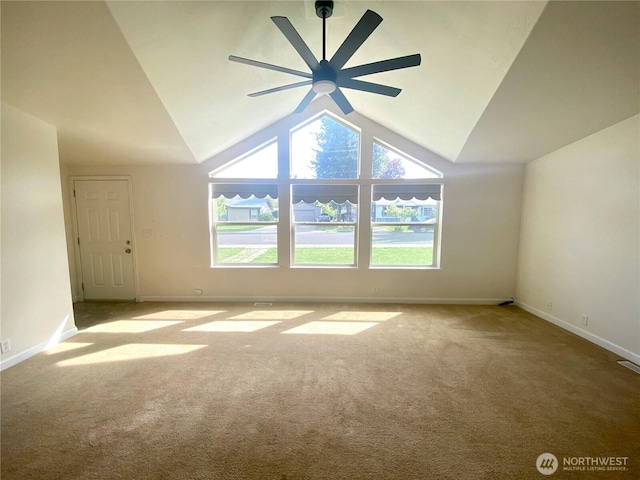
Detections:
316,213,332,222
408,216,435,232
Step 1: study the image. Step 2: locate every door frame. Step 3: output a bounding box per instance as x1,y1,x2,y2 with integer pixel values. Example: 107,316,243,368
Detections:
69,176,139,302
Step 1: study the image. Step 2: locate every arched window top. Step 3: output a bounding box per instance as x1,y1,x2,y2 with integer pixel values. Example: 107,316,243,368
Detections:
208,115,442,182
372,140,443,179
290,114,360,180
209,138,278,179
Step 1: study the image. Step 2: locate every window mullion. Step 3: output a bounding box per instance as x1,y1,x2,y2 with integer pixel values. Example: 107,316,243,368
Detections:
278,131,291,268
358,184,372,268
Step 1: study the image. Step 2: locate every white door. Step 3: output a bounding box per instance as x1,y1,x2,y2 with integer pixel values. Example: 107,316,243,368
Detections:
74,179,135,300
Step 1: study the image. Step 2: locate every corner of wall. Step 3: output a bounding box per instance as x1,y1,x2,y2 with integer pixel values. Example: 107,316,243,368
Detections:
1,103,77,370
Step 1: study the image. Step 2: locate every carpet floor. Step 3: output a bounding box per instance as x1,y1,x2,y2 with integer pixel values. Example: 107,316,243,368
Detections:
1,302,639,479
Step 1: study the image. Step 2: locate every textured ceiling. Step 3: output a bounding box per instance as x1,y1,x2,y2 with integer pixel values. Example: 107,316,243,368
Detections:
1,1,638,166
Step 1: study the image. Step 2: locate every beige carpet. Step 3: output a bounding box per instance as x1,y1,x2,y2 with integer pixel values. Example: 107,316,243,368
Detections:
1,303,639,479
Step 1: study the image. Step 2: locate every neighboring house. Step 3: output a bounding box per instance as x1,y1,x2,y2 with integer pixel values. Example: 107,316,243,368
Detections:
292,203,321,222
225,199,345,223
372,198,436,221
225,197,272,221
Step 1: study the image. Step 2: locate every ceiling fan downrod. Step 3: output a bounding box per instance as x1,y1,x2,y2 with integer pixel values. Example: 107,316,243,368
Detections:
313,1,337,94
315,1,334,61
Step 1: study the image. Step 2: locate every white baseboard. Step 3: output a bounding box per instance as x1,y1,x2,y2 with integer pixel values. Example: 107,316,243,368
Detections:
0,327,78,372
516,301,640,365
137,295,507,305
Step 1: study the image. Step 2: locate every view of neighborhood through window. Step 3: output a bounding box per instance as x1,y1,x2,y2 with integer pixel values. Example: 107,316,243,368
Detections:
292,184,358,265
210,187,278,265
371,185,440,266
209,112,443,268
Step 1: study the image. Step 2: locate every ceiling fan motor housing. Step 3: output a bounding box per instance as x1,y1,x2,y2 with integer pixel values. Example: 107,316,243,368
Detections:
314,60,337,83
316,1,334,19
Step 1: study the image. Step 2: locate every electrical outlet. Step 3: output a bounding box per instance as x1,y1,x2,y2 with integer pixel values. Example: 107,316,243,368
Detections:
581,314,589,326
1,339,11,354
372,286,378,294
194,289,203,296
546,301,553,311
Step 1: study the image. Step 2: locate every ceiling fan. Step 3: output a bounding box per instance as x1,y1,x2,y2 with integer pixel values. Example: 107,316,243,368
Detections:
229,0,421,115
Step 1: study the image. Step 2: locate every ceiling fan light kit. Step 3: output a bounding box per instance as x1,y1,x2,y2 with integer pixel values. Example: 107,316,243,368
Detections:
313,79,337,95
230,1,421,115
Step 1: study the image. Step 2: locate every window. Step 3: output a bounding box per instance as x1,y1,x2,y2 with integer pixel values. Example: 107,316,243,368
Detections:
291,116,359,179
372,141,441,179
210,184,278,265
210,139,278,179
292,185,358,265
371,185,441,267
209,112,443,269
289,115,360,266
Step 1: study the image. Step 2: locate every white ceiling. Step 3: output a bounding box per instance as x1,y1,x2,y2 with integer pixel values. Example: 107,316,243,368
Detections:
1,1,638,166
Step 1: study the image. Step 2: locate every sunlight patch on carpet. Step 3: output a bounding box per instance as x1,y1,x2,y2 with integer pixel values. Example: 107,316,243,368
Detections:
56,343,207,366
46,342,93,354
184,321,281,332
229,310,313,320
322,311,402,322
81,320,183,333
282,321,379,335
133,310,225,320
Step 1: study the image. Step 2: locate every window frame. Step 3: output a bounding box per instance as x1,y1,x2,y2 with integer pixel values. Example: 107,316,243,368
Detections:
290,183,359,267
209,182,279,267
370,183,442,268
208,111,444,270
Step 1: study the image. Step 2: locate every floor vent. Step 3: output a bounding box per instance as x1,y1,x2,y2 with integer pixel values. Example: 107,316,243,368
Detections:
617,360,640,375
253,302,273,307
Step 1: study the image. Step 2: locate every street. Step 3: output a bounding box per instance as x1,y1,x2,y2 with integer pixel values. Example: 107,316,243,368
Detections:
217,225,434,246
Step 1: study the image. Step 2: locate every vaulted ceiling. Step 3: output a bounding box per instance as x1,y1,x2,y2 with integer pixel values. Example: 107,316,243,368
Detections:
1,1,638,166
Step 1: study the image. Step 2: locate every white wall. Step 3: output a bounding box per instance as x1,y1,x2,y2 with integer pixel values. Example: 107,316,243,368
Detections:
1,103,77,370
516,115,640,362
63,106,524,304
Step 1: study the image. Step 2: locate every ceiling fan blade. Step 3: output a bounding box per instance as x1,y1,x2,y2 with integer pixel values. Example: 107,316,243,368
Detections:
248,80,313,97
329,88,354,115
271,16,320,71
294,89,317,114
330,10,383,70
229,55,312,79
339,54,422,79
338,78,401,97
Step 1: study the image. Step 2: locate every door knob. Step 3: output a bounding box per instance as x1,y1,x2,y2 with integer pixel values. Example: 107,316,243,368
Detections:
125,248,132,254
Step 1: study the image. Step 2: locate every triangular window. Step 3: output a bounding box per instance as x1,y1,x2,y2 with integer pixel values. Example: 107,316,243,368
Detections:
372,141,442,179
209,139,278,179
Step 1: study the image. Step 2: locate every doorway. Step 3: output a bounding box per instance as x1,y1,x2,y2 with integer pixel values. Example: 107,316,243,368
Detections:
73,178,136,300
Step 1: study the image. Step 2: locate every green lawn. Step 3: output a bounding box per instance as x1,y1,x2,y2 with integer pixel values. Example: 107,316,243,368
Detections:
217,225,264,232
295,248,354,265
371,247,433,265
218,247,433,266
